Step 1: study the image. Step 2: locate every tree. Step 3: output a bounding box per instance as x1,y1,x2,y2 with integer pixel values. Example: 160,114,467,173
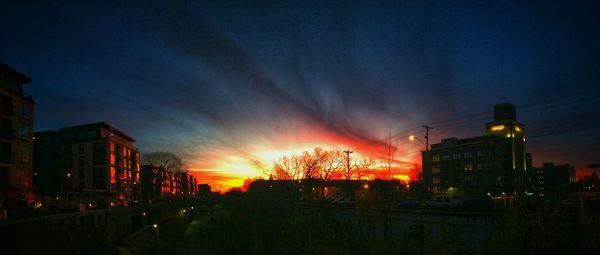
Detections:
351,157,376,180
272,155,303,180
142,151,185,173
319,150,345,181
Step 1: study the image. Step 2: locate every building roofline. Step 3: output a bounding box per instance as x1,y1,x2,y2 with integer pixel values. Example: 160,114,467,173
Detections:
0,62,32,84
430,135,508,149
39,122,136,142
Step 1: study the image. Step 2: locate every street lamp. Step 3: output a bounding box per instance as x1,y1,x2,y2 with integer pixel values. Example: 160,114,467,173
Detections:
66,171,72,210
153,223,159,255
409,134,431,194
408,135,426,146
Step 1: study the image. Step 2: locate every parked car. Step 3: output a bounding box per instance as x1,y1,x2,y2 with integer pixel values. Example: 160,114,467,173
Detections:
399,198,421,209
425,195,463,209
463,195,493,211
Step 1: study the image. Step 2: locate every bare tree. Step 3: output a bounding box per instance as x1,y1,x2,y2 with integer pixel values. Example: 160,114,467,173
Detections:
272,155,303,180
301,148,326,179
352,157,376,180
320,150,345,181
142,151,185,173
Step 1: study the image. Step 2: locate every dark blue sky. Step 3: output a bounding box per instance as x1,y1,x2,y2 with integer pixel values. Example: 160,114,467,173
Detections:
2,1,599,189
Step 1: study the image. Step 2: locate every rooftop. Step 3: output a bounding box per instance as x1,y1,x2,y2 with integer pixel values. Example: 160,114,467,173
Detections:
0,62,32,84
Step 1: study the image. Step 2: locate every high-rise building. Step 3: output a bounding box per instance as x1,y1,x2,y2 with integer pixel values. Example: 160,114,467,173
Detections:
0,63,35,218
423,103,529,196
34,122,140,208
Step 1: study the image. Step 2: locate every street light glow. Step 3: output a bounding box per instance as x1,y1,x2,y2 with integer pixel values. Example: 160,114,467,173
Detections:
409,135,415,141
153,224,158,228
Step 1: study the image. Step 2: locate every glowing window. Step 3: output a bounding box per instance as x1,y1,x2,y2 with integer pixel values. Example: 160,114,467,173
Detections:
110,167,116,184
490,125,505,131
514,126,522,132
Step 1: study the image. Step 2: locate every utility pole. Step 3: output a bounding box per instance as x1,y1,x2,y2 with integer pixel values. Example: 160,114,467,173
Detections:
422,125,434,151
422,125,433,194
343,150,353,180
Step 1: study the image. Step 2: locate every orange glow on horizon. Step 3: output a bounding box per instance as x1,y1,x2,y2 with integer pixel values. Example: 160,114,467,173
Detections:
185,123,423,192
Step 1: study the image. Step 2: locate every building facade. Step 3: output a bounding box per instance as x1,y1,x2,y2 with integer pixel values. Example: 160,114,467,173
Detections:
423,103,529,196
140,164,197,202
34,122,140,208
530,162,576,200
0,63,35,218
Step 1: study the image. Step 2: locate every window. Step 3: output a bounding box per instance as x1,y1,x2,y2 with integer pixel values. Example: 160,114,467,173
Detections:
490,125,505,131
432,154,440,162
19,103,31,119
79,144,85,154
17,122,30,139
110,167,116,184
432,166,440,174
477,150,482,157
93,142,106,165
464,152,472,158
16,145,30,162
93,167,106,189
86,130,97,140
0,142,10,162
464,163,473,171
442,155,450,161
477,163,482,170
452,154,460,160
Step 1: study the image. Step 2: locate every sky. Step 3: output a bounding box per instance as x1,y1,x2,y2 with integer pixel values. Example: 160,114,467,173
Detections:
2,1,600,191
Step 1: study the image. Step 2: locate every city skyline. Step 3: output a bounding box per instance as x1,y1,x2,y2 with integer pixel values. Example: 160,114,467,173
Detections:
2,1,600,191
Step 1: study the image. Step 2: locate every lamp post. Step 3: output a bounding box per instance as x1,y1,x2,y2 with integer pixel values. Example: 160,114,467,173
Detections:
410,135,429,194
66,172,72,211
153,223,159,255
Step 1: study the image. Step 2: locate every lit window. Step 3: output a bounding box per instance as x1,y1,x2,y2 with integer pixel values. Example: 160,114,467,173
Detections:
490,125,505,131
110,167,116,184
514,126,522,132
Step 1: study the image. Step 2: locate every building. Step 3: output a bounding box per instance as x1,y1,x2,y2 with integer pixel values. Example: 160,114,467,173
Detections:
140,164,162,203
141,164,197,201
34,122,140,208
198,184,211,199
423,103,529,196
0,63,35,218
530,162,576,200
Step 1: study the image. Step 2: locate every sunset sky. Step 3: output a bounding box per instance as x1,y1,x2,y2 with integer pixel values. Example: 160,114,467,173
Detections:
2,1,600,191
